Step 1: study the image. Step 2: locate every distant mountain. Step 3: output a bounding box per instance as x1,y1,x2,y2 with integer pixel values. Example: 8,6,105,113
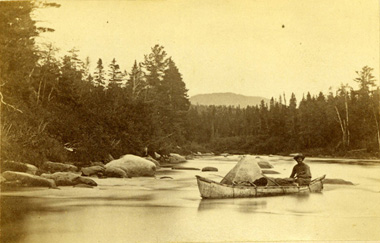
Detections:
190,92,269,107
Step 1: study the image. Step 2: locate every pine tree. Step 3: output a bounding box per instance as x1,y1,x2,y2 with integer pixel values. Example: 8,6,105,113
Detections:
93,58,106,87
126,60,145,101
108,58,123,87
161,58,190,111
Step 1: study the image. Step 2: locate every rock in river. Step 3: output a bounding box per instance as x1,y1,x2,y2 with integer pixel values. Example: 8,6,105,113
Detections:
104,167,129,178
168,153,187,164
1,161,38,175
2,171,56,188
41,161,78,173
81,165,105,176
105,154,156,177
323,178,354,185
261,169,280,174
201,167,218,172
41,172,97,186
172,166,200,171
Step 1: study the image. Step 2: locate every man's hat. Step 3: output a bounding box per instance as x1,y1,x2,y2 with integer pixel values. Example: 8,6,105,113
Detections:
293,153,305,160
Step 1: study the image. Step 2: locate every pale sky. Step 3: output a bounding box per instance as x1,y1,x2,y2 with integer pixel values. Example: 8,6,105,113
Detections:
35,0,380,100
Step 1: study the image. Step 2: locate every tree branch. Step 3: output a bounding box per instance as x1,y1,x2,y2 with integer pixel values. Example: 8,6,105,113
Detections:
0,92,23,113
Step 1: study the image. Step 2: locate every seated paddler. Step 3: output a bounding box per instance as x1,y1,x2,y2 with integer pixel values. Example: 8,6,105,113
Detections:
290,153,311,186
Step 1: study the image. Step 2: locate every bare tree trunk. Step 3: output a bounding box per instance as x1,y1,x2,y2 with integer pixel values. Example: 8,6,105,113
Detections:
345,93,350,147
335,106,347,149
373,107,380,153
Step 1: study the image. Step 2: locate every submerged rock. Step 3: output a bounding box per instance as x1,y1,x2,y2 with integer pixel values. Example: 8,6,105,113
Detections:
172,166,200,171
201,167,218,172
81,165,105,177
105,154,156,177
41,161,78,173
41,172,97,186
168,153,187,164
73,183,94,188
261,169,280,174
323,178,354,185
2,171,56,188
257,161,274,169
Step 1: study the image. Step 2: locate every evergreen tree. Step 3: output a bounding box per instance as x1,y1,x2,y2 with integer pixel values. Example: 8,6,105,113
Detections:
93,58,106,87
126,60,145,101
108,58,123,87
161,58,190,111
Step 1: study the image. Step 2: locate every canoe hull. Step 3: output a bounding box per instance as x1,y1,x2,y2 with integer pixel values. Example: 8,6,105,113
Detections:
196,175,325,199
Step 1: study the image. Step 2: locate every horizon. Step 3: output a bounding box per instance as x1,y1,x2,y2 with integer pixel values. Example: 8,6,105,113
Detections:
35,0,379,102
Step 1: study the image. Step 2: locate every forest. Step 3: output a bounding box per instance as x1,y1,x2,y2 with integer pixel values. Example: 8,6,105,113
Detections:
1,1,379,167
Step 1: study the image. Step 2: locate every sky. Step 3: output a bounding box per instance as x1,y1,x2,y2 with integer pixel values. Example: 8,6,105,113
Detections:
34,0,380,100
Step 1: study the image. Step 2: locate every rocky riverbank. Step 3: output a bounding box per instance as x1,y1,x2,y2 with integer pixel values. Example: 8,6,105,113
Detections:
0,153,187,189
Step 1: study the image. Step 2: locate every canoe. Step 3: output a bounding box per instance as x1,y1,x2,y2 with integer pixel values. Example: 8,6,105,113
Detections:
196,175,326,199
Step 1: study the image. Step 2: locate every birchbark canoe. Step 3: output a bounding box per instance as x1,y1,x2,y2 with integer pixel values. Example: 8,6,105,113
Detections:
196,175,326,199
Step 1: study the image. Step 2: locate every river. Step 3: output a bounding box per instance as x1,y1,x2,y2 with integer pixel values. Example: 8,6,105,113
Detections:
1,155,380,242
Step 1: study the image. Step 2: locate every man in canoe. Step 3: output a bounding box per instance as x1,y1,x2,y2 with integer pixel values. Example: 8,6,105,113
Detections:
290,153,312,186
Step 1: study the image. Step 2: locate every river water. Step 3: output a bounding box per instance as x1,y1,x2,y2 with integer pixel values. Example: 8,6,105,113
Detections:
1,155,380,243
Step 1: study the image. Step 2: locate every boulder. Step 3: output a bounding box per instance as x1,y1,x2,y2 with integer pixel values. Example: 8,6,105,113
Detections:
2,171,56,187
104,167,129,178
81,165,105,177
90,162,106,167
41,172,97,186
41,161,78,173
185,154,195,160
168,153,187,164
105,154,156,177
145,156,161,168
201,167,218,172
1,161,38,175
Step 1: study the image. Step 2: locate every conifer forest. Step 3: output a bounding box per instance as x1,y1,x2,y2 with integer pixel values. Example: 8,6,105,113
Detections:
1,1,379,167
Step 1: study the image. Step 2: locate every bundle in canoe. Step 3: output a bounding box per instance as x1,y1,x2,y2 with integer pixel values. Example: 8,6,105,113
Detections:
196,155,325,199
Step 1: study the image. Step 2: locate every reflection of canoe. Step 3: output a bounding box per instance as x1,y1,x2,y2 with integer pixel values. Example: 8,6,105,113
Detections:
196,175,326,199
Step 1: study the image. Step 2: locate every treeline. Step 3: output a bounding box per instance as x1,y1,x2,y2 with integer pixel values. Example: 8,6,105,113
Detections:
186,72,380,157
1,2,189,165
1,2,379,167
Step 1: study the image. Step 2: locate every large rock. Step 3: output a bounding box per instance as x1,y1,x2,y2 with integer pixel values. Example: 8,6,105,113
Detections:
145,156,161,168
105,154,156,177
41,172,97,186
81,166,105,177
168,153,187,164
41,161,78,173
2,171,56,187
1,161,38,175
104,167,129,178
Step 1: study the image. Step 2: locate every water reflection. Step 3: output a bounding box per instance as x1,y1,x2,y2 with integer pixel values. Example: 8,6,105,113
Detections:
197,198,267,213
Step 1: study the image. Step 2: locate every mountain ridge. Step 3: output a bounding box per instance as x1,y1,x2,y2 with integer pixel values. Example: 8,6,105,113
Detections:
189,92,269,107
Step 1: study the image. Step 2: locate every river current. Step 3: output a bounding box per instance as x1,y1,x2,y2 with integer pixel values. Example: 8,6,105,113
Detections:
1,155,380,242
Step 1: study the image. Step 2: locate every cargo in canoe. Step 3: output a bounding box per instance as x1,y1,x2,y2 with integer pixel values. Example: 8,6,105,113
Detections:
196,175,326,199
